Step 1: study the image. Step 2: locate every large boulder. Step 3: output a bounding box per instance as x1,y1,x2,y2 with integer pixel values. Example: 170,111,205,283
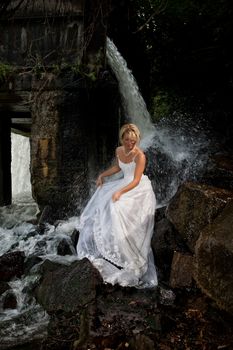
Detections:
194,199,233,314
169,251,193,288
0,251,25,281
203,153,233,190
152,216,188,281
166,181,233,252
33,258,160,350
34,258,102,313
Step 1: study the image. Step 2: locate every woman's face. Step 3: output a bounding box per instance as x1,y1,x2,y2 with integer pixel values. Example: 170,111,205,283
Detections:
122,132,137,150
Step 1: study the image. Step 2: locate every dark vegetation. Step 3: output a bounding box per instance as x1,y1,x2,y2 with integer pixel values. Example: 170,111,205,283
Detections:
108,0,233,147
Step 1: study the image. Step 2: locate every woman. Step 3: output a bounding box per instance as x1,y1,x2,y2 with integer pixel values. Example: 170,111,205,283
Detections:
76,123,157,288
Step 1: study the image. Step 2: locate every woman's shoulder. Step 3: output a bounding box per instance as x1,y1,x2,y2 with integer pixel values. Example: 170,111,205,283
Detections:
135,147,145,157
134,148,146,162
115,146,123,156
116,146,123,152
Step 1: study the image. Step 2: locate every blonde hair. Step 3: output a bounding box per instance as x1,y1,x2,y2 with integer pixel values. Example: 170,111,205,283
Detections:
119,123,141,145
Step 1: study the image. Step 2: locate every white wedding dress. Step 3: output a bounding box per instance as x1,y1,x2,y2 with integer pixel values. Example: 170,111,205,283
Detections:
76,158,158,288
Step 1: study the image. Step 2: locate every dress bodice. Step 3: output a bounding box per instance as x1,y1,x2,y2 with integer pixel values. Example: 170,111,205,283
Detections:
118,158,136,179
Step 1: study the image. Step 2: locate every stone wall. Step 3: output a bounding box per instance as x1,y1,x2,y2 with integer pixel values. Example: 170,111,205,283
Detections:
29,71,119,219
0,0,120,216
30,72,89,218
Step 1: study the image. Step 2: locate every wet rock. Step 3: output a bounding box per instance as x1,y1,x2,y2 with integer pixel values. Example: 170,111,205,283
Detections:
2,290,17,309
166,181,233,252
34,259,102,349
158,286,176,306
34,239,47,255
129,334,155,349
154,205,167,222
203,153,233,190
194,199,233,314
9,242,19,250
169,251,193,288
24,230,39,240
34,258,102,313
152,216,189,281
0,281,10,296
57,237,74,256
71,229,79,248
0,251,25,281
37,205,53,226
36,222,48,235
24,255,43,274
38,276,160,350
0,306,48,350
95,285,159,336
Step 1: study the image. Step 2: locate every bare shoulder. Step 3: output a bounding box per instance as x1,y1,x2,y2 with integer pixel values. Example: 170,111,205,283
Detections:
135,148,146,162
115,146,123,156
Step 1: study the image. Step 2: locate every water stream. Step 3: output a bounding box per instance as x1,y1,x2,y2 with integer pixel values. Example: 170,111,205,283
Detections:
107,37,210,205
0,40,210,347
106,38,156,149
11,133,32,197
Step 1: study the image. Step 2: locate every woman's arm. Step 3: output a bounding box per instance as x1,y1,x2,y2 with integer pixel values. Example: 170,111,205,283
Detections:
112,152,146,201
96,149,121,186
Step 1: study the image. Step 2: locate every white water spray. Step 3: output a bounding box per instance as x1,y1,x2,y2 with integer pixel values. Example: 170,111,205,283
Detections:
107,37,210,205
106,38,156,149
11,133,32,197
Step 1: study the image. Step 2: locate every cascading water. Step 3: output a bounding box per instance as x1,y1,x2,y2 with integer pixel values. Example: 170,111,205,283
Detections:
0,40,210,348
106,38,156,149
0,133,48,348
1,133,39,228
11,133,32,197
106,37,210,205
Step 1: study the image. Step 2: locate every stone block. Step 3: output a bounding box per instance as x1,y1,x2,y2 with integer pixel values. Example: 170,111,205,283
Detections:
194,199,233,314
169,251,193,288
166,181,233,252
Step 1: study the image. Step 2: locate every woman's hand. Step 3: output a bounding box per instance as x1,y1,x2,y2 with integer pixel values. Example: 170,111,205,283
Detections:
96,175,103,187
112,191,122,202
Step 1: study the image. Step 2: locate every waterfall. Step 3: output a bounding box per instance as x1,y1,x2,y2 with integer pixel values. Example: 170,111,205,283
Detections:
11,133,32,198
106,37,210,205
106,38,156,149
0,133,38,227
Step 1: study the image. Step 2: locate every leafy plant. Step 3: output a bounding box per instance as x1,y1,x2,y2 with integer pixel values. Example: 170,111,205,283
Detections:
0,62,12,82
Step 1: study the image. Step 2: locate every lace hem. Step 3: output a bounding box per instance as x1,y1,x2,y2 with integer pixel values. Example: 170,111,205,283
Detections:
92,207,148,279
93,208,125,269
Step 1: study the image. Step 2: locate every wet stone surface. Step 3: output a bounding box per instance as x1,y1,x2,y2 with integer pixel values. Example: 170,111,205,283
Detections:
39,284,233,350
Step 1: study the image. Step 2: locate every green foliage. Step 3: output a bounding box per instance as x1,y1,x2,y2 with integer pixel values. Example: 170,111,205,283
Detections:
71,63,97,81
28,53,46,78
150,88,192,122
151,91,172,121
127,0,233,110
0,62,12,82
51,61,97,82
